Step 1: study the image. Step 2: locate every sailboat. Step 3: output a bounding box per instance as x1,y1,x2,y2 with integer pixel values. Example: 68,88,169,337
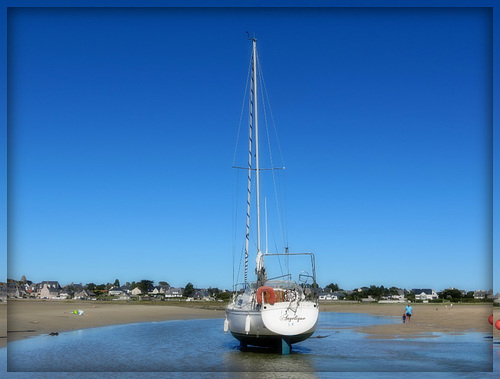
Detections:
224,37,319,354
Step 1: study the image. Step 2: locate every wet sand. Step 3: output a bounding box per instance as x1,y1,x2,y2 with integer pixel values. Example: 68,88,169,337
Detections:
0,303,6,348
7,299,224,344
4,300,497,346
320,302,494,339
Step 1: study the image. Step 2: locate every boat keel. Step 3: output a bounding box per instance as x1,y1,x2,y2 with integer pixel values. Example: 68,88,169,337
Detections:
281,337,291,355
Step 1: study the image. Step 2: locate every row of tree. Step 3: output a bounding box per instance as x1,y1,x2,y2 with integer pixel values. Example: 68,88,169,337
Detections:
80,280,232,300
322,284,491,303
438,289,480,302
83,279,165,294
70,278,491,303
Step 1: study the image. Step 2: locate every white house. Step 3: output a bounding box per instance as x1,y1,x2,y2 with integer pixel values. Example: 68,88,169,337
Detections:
40,283,60,299
131,287,142,296
473,290,488,300
319,293,338,301
119,292,131,300
59,291,71,300
193,290,212,301
151,285,170,295
412,289,438,301
164,288,183,298
73,289,95,300
108,287,124,296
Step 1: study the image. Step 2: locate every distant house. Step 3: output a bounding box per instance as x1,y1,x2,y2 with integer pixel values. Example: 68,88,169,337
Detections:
473,290,488,300
332,291,346,300
164,288,183,298
26,283,40,297
40,281,61,291
0,282,7,301
319,293,336,301
319,292,345,301
361,296,376,302
59,291,71,300
109,287,124,296
412,289,438,301
193,290,211,301
120,285,132,294
73,289,95,300
40,283,60,299
494,293,500,304
131,287,142,296
151,285,170,295
7,282,20,298
389,289,406,301
119,292,131,300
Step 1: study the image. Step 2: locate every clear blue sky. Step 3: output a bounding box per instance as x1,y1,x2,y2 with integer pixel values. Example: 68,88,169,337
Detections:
4,6,496,292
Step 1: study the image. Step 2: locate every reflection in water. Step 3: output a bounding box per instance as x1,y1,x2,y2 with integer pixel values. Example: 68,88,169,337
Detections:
222,343,316,372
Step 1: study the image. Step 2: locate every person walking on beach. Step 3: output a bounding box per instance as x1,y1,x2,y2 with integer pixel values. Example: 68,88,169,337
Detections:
405,302,413,324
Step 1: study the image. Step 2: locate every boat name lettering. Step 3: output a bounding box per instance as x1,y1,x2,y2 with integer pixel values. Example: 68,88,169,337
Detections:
280,314,306,322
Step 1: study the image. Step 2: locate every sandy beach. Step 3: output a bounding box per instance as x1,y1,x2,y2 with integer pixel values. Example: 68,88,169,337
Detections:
3,300,497,348
320,302,494,339
6,300,224,345
0,303,6,348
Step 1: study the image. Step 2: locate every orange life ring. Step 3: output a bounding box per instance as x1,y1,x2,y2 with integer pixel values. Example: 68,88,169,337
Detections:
256,286,276,305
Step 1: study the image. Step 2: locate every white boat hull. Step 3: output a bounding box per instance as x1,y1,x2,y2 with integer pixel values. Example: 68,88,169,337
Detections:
261,301,318,336
226,301,318,347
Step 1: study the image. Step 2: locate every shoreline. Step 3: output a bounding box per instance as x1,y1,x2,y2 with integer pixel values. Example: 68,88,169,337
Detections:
320,302,494,339
5,300,225,346
2,300,496,347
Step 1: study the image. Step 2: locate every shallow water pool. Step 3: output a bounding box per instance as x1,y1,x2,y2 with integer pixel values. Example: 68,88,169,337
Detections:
1,312,495,375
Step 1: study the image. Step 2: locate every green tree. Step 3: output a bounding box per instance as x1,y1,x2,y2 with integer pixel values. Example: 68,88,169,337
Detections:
347,291,362,301
439,289,462,302
216,291,231,301
389,287,400,295
325,283,339,292
138,280,154,293
183,283,194,297
158,281,169,287
114,279,120,287
366,285,383,300
208,287,220,296
406,291,415,302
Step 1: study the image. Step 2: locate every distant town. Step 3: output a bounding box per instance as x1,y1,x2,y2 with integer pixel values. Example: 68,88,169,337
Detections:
1,276,498,304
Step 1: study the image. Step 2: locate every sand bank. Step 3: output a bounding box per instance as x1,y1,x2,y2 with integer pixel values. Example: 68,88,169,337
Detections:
4,300,497,346
7,300,224,344
320,302,494,339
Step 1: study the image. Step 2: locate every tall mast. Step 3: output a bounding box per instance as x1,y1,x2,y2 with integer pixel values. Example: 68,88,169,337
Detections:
252,38,266,286
243,42,255,287
253,38,262,258
265,197,268,254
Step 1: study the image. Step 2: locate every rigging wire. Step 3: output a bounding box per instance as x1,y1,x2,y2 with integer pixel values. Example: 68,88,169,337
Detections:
257,55,290,255
232,53,252,290
256,54,290,278
232,169,240,290
232,56,253,168
257,55,288,253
